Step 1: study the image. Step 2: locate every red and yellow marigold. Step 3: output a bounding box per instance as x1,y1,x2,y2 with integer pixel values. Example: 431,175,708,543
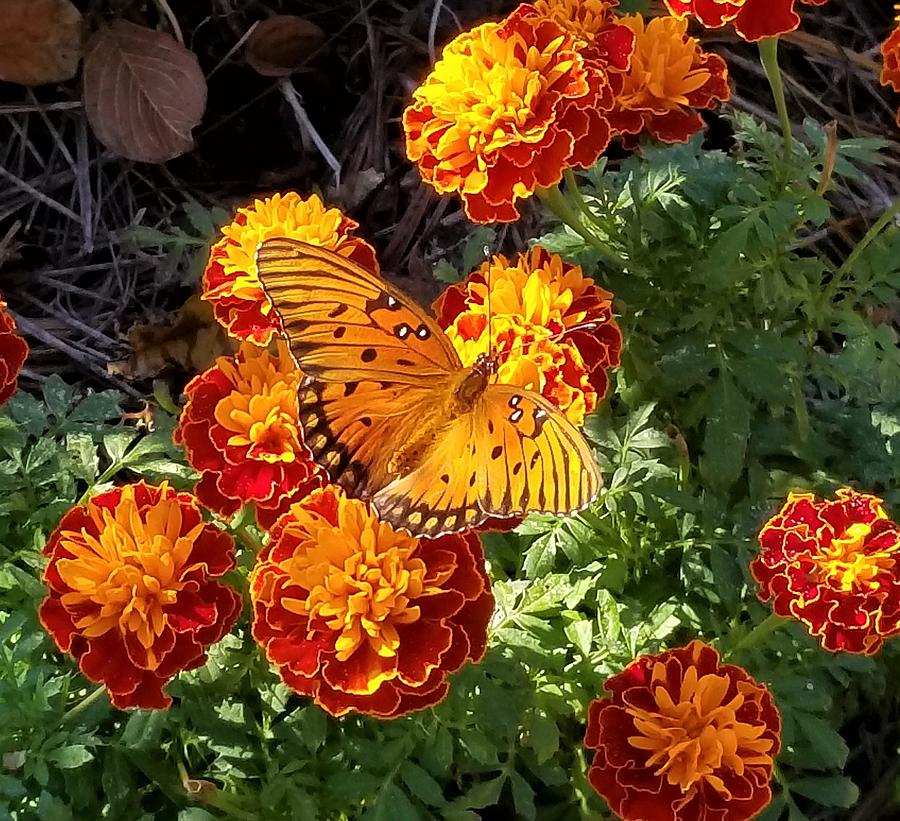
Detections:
531,0,635,75
664,0,828,42
174,340,323,529
433,246,621,427
201,192,378,346
39,482,242,710
609,15,730,145
751,488,900,655
250,486,494,718
881,24,900,128
403,4,617,223
0,296,27,406
584,641,780,821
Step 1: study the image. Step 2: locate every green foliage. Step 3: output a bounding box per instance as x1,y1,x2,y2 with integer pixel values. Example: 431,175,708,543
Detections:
3,115,900,820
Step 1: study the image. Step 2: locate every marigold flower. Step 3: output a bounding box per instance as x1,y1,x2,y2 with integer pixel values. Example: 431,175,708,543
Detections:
881,25,900,127
433,246,621,427
201,192,379,345
250,485,493,718
38,482,242,710
608,15,729,145
663,0,827,42
751,488,900,655
173,340,323,529
584,640,781,821
403,4,617,223
531,0,635,74
0,297,27,406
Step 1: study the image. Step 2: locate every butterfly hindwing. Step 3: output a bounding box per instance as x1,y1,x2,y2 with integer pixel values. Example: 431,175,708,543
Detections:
257,239,460,384
372,385,601,537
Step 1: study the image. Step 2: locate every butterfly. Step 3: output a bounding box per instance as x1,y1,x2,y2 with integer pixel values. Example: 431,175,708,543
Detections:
256,238,602,538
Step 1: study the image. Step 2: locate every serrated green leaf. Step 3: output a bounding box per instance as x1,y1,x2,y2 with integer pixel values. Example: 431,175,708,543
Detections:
46,745,93,769
400,761,445,807
699,370,750,493
510,771,535,821
42,376,73,420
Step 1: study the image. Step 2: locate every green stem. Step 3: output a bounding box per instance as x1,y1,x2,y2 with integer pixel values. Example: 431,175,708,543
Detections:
234,523,265,555
535,185,626,271
758,38,792,166
62,685,106,722
563,168,594,222
728,613,788,655
828,196,900,297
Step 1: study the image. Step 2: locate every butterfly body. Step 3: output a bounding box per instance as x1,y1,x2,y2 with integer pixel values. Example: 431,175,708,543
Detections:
257,238,602,537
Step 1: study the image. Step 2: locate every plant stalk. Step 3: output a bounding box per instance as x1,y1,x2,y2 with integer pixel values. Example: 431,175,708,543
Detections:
758,38,792,165
62,685,106,722
729,613,788,655
829,196,900,296
535,185,626,271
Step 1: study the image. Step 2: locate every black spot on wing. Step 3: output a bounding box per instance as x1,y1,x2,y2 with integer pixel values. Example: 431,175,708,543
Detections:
361,348,377,363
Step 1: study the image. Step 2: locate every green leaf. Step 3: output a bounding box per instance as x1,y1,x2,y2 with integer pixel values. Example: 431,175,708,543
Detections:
66,433,98,482
699,370,751,493
103,430,139,465
68,391,122,423
456,775,505,810
527,715,559,764
400,761,446,807
789,775,859,808
510,771,536,821
46,745,93,769
793,713,849,769
6,392,47,438
372,784,419,821
42,376,73,420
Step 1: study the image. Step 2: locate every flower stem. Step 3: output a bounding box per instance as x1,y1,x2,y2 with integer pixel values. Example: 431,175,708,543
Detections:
234,523,265,555
828,196,900,297
758,38,792,166
62,685,107,722
729,613,788,656
535,185,626,271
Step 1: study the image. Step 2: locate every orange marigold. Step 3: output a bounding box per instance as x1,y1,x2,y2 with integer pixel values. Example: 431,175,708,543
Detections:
664,0,828,43
609,15,730,145
881,25,900,128
0,296,27,406
751,488,900,655
433,246,621,427
173,340,324,529
201,192,379,346
403,4,616,224
250,485,493,718
531,0,635,74
584,641,781,821
38,482,242,710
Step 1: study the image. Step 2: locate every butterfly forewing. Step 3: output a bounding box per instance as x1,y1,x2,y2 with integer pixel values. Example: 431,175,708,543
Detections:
256,238,461,384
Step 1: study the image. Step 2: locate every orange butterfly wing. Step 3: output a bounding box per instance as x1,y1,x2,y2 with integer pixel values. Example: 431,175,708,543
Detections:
372,385,602,536
257,238,602,537
256,239,460,383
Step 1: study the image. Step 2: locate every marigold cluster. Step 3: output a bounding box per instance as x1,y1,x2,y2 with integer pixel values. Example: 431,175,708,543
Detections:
881,24,900,127
664,0,828,43
584,641,780,821
174,340,323,529
752,488,900,655
0,297,27,406
250,486,493,718
202,192,378,346
39,482,242,709
433,246,621,427
403,4,617,223
609,15,730,145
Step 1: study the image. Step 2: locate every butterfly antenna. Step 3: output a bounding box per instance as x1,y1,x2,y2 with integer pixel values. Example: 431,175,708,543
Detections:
483,244,494,364
491,319,601,371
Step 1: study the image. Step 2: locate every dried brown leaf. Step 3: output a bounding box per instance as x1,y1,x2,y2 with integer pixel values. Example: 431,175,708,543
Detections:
245,15,326,77
0,0,83,86
82,20,207,163
108,296,234,380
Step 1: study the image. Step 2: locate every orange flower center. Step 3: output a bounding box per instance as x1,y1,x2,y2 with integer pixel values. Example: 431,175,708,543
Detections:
214,342,302,462
280,502,448,663
618,16,711,111
626,663,774,803
817,521,897,592
55,486,201,669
